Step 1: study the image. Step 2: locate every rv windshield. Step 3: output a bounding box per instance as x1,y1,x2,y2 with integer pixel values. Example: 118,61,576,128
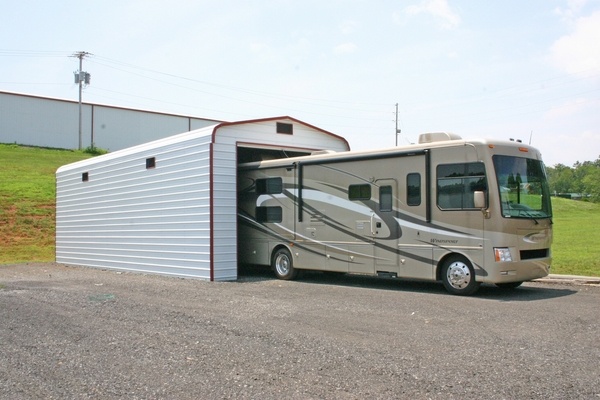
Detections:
492,155,552,219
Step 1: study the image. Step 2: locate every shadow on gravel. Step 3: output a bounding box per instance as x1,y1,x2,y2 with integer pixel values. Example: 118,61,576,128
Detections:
237,264,277,282
238,264,577,301
474,284,577,302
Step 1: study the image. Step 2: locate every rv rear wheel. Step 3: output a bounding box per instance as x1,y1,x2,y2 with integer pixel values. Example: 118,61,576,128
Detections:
272,248,298,280
441,255,480,296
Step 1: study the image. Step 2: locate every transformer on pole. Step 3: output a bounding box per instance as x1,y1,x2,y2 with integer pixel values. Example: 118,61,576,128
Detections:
71,51,91,150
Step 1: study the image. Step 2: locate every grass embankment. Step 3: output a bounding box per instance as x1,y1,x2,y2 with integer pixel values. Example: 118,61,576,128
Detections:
0,144,599,277
550,197,600,276
0,144,91,263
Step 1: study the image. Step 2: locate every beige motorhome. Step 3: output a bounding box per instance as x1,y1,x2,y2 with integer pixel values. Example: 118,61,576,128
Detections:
237,133,552,295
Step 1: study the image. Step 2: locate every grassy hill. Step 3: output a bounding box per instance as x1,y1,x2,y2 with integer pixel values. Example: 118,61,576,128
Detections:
0,144,91,263
1,144,599,277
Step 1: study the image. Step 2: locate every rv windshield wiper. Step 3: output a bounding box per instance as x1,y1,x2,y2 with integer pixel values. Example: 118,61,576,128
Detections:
519,209,539,224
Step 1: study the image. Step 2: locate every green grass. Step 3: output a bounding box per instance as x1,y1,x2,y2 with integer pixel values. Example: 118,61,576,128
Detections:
550,197,600,276
1,145,599,277
0,144,91,263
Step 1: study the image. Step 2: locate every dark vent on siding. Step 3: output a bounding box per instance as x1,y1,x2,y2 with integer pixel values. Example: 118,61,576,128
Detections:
82,172,89,182
276,122,293,135
146,157,156,169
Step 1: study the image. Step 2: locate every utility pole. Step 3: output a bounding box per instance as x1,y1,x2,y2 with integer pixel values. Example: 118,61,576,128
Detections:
71,51,91,150
395,103,401,146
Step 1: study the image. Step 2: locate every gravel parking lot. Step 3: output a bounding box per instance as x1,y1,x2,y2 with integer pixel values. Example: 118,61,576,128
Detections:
1,263,599,399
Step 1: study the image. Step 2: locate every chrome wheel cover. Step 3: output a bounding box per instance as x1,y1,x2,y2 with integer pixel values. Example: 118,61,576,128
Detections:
446,261,472,289
275,253,291,276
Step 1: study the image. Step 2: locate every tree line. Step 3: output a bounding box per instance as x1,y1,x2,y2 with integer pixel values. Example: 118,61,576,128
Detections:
546,157,600,202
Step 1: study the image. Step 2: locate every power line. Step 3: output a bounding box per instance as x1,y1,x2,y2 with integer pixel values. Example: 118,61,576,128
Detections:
89,55,391,108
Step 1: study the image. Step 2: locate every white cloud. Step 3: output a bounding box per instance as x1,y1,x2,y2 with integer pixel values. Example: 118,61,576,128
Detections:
551,10,600,77
333,42,357,55
405,0,461,29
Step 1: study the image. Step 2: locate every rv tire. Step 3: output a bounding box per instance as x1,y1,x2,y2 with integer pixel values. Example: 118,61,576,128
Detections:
441,255,480,296
272,248,298,280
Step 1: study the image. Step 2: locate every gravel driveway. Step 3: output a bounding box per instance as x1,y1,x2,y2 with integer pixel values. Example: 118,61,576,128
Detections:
1,263,599,399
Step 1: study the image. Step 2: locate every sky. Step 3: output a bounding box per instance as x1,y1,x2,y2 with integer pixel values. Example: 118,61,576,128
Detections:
1,0,599,166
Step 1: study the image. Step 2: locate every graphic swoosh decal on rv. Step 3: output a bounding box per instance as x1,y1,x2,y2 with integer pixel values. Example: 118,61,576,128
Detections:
238,212,433,266
238,213,353,263
261,188,475,241
397,218,484,241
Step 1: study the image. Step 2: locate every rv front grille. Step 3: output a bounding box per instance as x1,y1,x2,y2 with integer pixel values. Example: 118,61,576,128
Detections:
520,249,549,260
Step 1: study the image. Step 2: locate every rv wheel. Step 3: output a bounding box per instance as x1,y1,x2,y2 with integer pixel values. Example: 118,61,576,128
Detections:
441,255,480,296
272,248,298,280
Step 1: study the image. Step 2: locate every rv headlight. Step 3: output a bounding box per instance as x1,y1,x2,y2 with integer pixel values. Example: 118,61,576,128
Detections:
494,248,513,262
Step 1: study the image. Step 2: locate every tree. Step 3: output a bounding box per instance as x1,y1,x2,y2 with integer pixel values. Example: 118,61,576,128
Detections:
547,164,574,194
581,160,600,202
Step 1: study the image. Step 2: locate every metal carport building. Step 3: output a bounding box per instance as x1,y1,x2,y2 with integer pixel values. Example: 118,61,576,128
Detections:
56,117,350,280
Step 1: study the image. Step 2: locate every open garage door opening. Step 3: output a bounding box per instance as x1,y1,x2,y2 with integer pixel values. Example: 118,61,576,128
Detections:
236,144,313,278
237,146,311,164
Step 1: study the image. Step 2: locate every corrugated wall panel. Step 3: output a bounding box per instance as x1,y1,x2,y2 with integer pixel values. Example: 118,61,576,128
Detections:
211,142,238,281
56,132,214,279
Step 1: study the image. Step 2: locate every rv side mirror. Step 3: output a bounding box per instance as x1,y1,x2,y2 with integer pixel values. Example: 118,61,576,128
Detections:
474,191,486,209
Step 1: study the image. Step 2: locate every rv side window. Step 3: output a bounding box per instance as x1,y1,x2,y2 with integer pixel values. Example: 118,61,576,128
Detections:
256,206,282,223
379,186,393,212
349,184,371,200
407,173,421,206
256,177,283,194
437,162,486,210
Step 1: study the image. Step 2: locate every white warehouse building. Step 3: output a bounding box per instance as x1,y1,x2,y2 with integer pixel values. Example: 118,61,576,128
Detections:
56,117,350,280
0,90,220,150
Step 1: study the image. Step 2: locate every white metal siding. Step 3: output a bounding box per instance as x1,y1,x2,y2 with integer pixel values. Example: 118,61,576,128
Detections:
211,142,238,280
56,128,214,279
